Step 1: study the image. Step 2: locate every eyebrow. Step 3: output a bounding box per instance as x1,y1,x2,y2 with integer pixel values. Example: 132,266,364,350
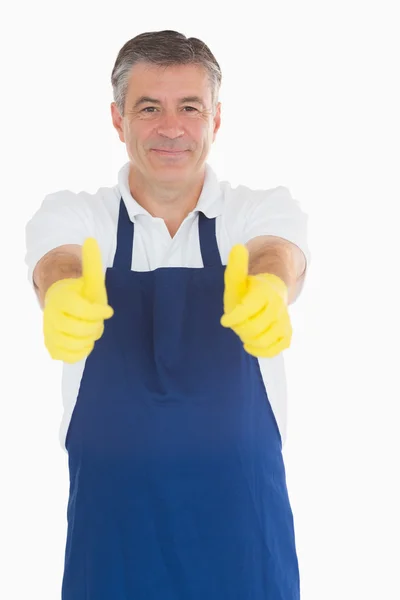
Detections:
132,95,205,110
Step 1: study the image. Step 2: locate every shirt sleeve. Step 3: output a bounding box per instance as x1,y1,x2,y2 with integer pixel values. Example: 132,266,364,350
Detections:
24,190,97,290
240,185,311,270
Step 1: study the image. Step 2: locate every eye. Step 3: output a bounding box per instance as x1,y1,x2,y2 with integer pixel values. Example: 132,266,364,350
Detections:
141,106,198,113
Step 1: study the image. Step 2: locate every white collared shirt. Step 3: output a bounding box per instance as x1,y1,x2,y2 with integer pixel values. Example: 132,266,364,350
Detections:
25,161,311,452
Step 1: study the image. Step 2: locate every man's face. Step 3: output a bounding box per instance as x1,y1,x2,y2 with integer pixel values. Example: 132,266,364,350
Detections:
111,62,221,183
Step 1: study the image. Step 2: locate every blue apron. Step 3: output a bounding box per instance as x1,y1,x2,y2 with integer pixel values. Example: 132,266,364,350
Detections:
61,198,300,599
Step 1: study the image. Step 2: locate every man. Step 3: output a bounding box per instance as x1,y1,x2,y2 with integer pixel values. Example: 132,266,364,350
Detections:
25,30,310,600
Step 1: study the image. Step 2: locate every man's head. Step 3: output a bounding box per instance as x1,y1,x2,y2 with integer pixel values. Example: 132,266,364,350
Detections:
110,31,222,186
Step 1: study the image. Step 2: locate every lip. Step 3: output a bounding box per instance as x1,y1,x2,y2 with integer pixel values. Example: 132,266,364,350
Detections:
152,149,187,155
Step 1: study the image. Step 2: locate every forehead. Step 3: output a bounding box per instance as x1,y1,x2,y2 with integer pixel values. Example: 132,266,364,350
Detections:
126,62,211,101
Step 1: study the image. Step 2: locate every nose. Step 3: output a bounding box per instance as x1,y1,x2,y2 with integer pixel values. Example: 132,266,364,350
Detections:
156,111,185,140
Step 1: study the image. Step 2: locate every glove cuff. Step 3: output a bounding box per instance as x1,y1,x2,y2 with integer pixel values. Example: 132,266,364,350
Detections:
256,273,288,305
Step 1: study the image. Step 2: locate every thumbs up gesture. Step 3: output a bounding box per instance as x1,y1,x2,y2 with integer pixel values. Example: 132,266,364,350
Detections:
220,245,292,358
43,238,114,364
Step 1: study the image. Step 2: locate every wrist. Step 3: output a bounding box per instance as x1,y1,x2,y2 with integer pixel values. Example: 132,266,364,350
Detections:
34,250,82,309
256,273,289,305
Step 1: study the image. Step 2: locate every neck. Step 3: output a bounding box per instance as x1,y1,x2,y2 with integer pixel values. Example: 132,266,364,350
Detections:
128,164,206,236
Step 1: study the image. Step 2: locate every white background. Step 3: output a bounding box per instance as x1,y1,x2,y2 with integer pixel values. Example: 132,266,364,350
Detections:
1,0,399,598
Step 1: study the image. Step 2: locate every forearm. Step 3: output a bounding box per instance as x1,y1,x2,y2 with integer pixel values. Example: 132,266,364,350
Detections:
33,245,82,309
246,237,303,305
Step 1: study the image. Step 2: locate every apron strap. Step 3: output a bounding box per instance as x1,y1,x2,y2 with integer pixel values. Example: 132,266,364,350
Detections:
113,199,222,270
198,211,222,267
112,198,134,270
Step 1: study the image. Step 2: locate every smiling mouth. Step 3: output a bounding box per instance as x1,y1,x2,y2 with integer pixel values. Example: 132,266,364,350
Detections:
151,149,189,158
153,149,187,153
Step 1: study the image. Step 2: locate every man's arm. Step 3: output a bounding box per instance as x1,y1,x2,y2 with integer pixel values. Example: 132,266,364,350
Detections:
245,235,307,305
33,244,83,310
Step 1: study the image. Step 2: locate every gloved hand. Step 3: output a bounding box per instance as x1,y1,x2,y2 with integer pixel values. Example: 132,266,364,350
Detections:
220,244,292,358
43,237,114,364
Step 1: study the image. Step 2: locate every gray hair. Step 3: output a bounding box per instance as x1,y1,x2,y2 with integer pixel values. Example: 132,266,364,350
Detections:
111,30,222,117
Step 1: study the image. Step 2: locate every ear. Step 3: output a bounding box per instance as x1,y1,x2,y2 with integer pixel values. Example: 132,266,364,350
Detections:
212,102,222,142
111,102,125,143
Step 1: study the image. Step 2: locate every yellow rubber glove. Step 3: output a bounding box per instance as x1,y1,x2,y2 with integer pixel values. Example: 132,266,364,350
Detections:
220,244,292,358
43,238,114,364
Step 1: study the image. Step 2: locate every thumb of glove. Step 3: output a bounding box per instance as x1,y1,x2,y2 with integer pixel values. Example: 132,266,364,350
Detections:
223,244,249,314
81,237,108,306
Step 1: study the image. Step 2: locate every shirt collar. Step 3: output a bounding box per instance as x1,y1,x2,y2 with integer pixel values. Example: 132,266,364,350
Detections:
117,161,224,222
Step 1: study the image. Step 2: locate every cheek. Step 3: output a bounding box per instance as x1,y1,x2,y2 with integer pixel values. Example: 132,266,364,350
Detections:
127,124,153,148
191,121,211,141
